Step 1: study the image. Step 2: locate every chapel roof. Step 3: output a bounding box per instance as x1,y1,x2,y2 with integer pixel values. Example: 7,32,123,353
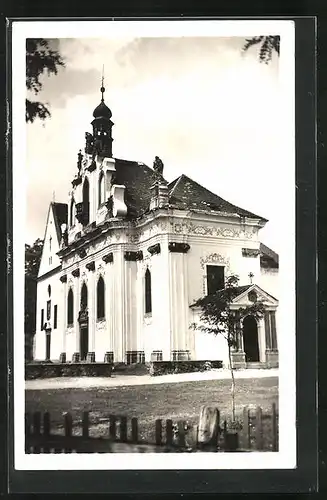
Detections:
51,202,68,242
260,242,279,269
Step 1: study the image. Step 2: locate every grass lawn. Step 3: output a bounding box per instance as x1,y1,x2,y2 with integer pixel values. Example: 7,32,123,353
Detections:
26,376,278,448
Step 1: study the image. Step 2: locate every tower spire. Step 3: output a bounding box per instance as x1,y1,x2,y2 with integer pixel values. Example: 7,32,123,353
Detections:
100,64,105,102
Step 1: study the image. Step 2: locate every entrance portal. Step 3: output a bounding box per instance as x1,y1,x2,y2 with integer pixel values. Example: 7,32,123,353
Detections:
80,325,89,361
243,315,260,362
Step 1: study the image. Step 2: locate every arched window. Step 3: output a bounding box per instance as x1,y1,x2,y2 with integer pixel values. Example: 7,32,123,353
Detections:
98,171,105,206
97,276,105,319
67,288,74,326
81,282,88,310
145,268,152,314
82,178,90,226
70,198,75,226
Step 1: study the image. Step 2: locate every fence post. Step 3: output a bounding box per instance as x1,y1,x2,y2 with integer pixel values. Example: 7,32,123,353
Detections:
243,406,251,450
120,416,128,442
109,415,117,441
166,419,173,447
131,417,138,444
64,412,73,453
177,421,186,448
197,406,220,451
255,406,263,450
43,412,51,453
155,419,163,446
33,412,41,454
25,413,31,453
272,403,278,451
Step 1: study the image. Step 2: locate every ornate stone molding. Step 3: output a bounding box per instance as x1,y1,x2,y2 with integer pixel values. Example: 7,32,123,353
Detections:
200,252,231,271
125,250,143,261
168,242,190,253
72,268,80,278
102,252,113,264
173,222,242,238
60,274,67,283
86,261,95,271
148,243,161,255
242,248,260,258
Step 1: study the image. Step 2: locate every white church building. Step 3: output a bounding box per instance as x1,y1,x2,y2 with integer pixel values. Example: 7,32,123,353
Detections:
34,85,279,369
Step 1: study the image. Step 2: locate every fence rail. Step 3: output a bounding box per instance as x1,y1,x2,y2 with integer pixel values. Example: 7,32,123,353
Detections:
25,404,278,454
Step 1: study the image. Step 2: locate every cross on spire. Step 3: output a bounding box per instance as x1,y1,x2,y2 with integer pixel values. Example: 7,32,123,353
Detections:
248,272,254,284
100,64,105,102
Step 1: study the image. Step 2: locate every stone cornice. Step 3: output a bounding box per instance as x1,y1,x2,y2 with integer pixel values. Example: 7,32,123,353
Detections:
124,250,143,261
168,242,190,253
148,243,161,255
242,248,260,258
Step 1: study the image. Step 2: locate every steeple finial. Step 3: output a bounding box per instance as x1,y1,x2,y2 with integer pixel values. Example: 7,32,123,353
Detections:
100,65,105,102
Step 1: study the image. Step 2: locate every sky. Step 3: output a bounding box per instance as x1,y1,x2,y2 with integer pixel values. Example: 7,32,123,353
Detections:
26,36,283,251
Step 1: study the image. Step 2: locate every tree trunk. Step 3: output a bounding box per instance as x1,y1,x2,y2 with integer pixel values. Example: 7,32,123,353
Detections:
228,343,236,422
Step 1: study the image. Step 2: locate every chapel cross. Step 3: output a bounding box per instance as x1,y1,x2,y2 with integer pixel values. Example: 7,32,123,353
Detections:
248,272,254,284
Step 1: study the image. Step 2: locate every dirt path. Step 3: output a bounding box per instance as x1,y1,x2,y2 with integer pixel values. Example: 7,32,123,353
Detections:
25,368,279,390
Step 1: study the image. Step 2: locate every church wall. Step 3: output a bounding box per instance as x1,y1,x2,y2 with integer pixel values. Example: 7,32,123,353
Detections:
38,206,62,278
35,272,63,361
140,235,172,362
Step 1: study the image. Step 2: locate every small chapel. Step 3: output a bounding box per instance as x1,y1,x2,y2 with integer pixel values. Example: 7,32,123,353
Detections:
34,82,279,369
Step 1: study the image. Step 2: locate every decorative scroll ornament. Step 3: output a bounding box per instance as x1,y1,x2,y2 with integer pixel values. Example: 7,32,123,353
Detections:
102,252,114,264
86,261,95,271
148,243,161,255
200,252,231,271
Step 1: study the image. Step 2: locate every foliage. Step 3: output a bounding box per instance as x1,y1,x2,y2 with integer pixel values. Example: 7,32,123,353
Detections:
191,275,266,345
243,36,280,64
191,274,266,421
26,39,65,123
25,238,44,360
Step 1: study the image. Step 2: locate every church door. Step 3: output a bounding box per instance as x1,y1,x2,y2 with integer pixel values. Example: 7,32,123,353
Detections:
80,325,89,361
45,332,51,360
242,315,260,362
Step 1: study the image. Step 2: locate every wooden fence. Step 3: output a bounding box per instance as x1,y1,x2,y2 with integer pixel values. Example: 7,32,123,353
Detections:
25,404,278,454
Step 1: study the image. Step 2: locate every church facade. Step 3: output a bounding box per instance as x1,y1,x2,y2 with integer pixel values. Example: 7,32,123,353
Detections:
34,86,279,369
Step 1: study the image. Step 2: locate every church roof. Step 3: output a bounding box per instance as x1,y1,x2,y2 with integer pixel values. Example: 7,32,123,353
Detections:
113,162,266,221
168,174,266,220
113,158,166,218
51,202,68,242
260,242,279,269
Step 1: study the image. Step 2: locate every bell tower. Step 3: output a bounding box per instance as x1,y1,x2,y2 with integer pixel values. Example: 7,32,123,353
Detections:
90,71,114,158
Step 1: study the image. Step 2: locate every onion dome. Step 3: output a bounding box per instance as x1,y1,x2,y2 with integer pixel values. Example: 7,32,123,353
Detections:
92,84,112,119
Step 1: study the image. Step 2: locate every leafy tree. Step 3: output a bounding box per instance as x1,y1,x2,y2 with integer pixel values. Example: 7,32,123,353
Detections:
25,238,44,360
243,36,280,64
26,39,65,123
191,275,266,422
